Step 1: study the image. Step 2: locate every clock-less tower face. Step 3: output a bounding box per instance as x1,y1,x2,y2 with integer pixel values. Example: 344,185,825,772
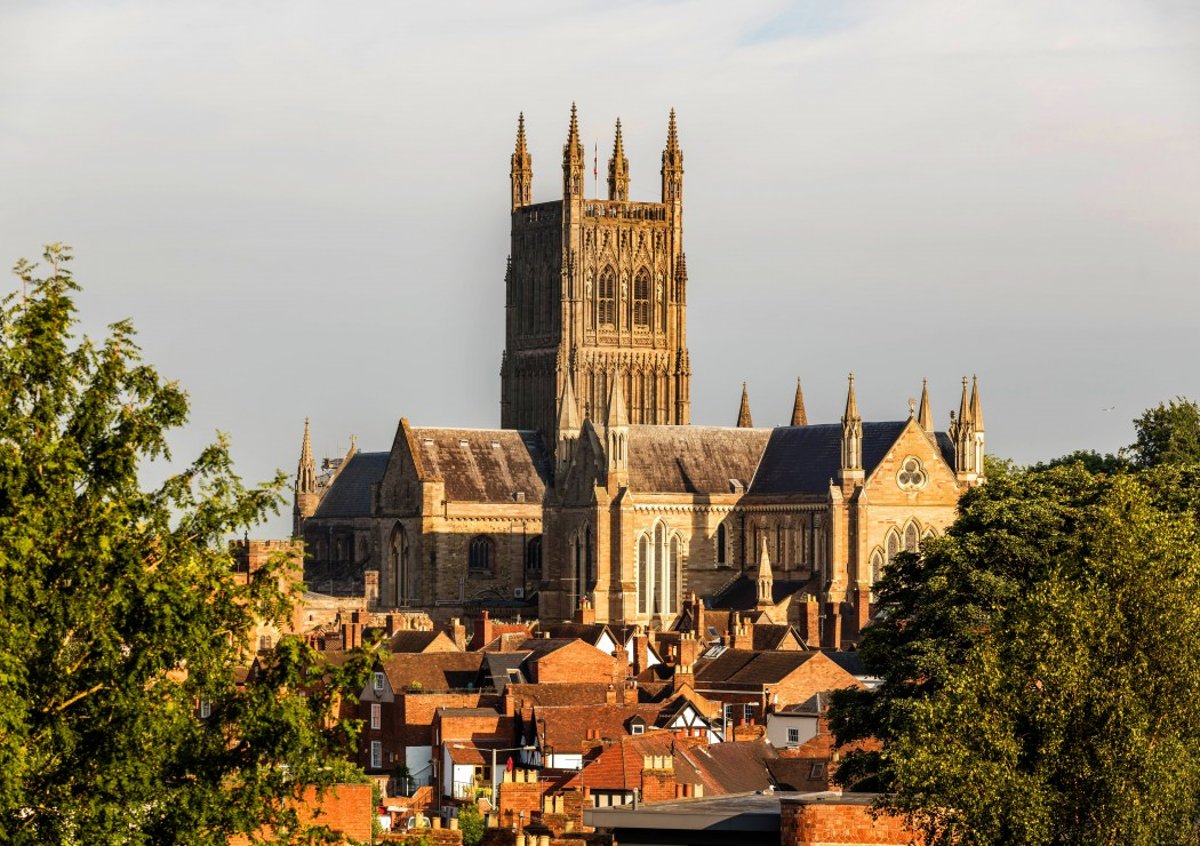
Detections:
501,108,690,448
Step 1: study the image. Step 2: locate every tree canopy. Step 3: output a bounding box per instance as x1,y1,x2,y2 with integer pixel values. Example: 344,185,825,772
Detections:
831,419,1200,845
0,246,370,844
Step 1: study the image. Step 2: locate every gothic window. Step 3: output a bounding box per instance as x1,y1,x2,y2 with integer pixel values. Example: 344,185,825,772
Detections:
668,535,681,614
599,267,616,328
390,524,410,606
897,456,928,490
885,529,900,566
716,523,727,566
633,268,650,327
871,548,885,585
525,535,543,577
585,526,595,592
904,522,920,553
653,523,666,615
468,535,495,576
637,534,650,615
776,526,785,568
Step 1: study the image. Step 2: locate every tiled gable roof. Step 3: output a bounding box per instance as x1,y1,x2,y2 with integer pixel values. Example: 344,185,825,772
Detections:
410,428,549,503
693,649,817,686
388,630,459,654
626,426,771,494
379,652,484,692
312,451,389,519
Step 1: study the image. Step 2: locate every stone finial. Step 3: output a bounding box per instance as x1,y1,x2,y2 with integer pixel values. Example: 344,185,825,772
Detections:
737,383,753,428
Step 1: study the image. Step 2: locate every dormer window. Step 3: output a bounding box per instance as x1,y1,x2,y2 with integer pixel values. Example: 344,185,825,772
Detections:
373,671,385,693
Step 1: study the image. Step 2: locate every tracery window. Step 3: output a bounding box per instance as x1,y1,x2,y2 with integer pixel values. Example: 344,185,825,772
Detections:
637,520,683,618
885,529,900,566
525,535,543,577
633,269,650,327
598,267,616,328
391,524,410,605
468,535,495,576
897,456,928,490
904,522,919,553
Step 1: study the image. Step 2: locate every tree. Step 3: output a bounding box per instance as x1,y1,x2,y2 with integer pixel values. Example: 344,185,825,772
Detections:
456,803,485,846
0,246,371,844
1131,398,1200,468
830,456,1200,845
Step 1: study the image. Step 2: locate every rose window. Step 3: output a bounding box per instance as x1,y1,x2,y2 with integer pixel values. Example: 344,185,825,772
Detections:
897,457,927,490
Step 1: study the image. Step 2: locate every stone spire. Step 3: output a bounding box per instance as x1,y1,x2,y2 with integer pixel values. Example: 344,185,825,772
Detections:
563,102,584,197
661,108,684,203
917,378,933,432
511,112,532,211
293,418,318,538
970,375,985,433
608,117,630,201
790,378,808,426
607,373,628,429
736,383,753,428
949,377,976,480
970,375,986,481
756,533,774,608
840,373,863,478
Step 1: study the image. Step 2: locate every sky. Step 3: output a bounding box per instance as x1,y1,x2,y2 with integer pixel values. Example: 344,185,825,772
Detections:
2,0,1198,537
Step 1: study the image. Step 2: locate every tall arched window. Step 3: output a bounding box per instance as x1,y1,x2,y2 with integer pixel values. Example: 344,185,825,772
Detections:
716,523,727,566
598,267,616,328
637,535,650,615
885,529,900,566
633,269,650,327
668,535,681,614
653,523,666,615
904,522,920,553
871,548,885,586
390,524,410,606
525,535,543,577
468,535,495,576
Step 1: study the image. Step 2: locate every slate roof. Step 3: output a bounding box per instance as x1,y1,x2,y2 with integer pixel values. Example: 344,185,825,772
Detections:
626,426,772,494
312,451,389,519
747,421,953,496
482,652,531,692
380,652,485,692
410,428,549,503
693,649,819,687
708,577,816,611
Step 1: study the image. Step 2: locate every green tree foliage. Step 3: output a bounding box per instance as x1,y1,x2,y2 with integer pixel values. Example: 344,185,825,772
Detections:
1131,397,1200,468
831,452,1200,845
456,804,485,846
0,246,372,844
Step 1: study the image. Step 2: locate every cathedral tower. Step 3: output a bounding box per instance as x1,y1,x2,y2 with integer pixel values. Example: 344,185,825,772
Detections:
293,418,318,538
501,105,691,449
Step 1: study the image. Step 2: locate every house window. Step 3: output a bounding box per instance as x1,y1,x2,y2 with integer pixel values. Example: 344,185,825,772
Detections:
810,762,826,780
786,727,799,745
631,723,645,736
199,700,211,720
469,535,495,576
258,634,272,651
370,741,382,769
373,672,385,693
743,704,754,722
371,702,381,730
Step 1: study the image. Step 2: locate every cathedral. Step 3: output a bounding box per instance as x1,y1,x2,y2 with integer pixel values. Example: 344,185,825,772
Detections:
293,105,986,647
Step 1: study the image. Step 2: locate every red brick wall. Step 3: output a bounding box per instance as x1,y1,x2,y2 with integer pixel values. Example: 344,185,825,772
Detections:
639,768,675,804
533,642,620,684
229,783,373,845
780,798,923,846
771,653,862,707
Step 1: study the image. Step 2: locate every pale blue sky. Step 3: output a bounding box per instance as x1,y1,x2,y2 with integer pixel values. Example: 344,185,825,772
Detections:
2,0,1198,536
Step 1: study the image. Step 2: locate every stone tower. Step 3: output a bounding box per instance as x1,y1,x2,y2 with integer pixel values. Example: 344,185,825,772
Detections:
501,104,691,449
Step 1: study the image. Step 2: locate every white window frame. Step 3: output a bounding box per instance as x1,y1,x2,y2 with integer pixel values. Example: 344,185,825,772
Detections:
370,740,382,769
199,700,211,720
786,727,799,745
373,671,385,693
371,702,381,730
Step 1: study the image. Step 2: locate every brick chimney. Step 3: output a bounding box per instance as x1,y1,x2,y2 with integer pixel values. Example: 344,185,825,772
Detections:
798,595,821,649
449,617,467,651
576,597,596,625
478,609,494,649
730,615,755,651
678,633,701,669
631,631,649,677
386,614,398,637
822,602,842,651
673,663,695,692
605,684,618,705
364,570,380,609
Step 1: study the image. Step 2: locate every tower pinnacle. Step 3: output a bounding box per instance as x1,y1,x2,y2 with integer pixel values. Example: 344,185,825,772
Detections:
737,383,753,428
661,108,683,203
791,378,808,426
608,117,630,201
563,102,584,197
917,378,933,432
511,112,532,210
